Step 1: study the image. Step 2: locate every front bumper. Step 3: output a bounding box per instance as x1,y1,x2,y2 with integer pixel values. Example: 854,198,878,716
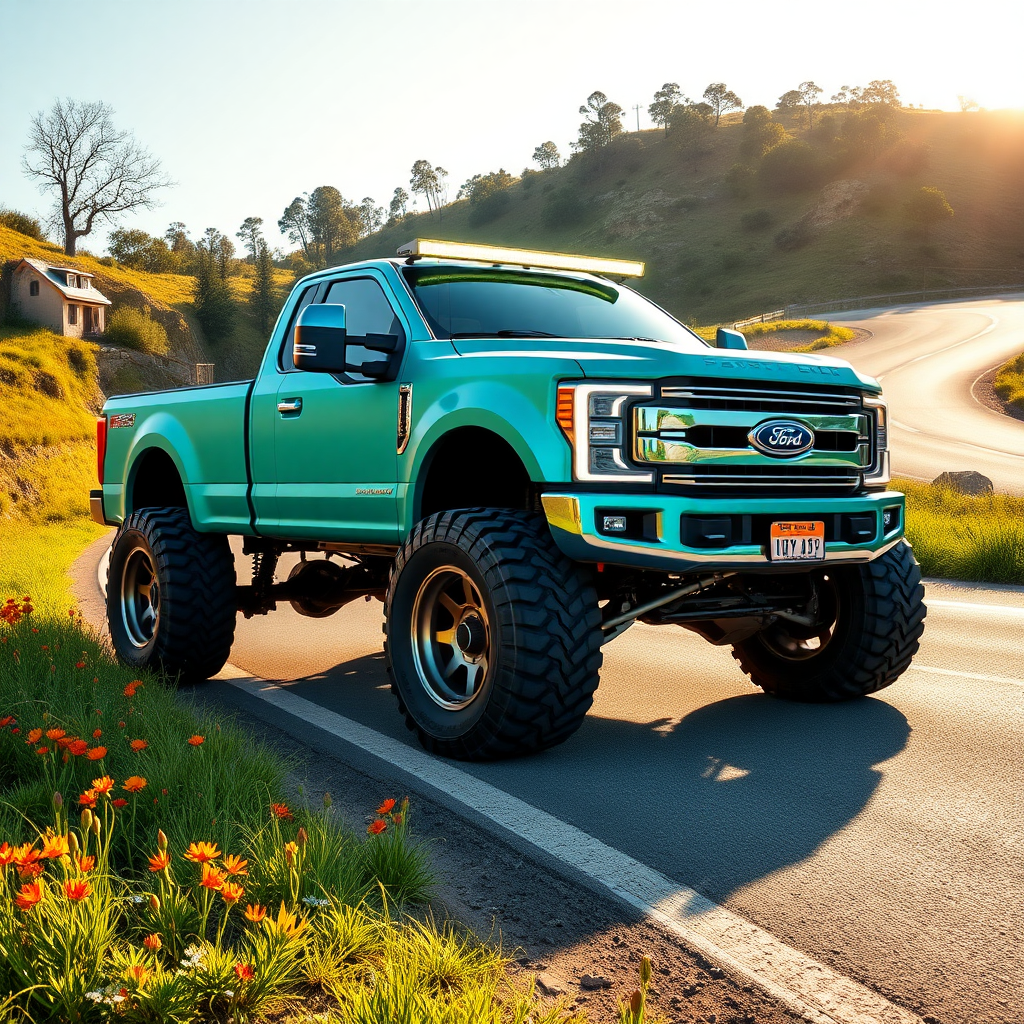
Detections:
541,490,905,573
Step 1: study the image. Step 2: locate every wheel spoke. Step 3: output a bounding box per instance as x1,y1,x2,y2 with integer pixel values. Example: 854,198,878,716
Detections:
439,592,462,619
137,580,152,599
442,652,463,680
435,627,456,646
461,576,475,607
466,662,484,697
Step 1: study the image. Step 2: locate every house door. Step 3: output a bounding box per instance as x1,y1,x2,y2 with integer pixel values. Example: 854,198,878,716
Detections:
83,307,93,334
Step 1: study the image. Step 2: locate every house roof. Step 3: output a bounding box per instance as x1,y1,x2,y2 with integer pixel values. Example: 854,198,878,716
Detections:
18,257,111,306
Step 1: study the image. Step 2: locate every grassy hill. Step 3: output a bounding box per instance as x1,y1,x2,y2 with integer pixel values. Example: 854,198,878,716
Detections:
349,108,1024,323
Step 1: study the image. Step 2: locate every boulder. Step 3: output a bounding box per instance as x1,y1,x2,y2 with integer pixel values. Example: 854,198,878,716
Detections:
932,471,994,495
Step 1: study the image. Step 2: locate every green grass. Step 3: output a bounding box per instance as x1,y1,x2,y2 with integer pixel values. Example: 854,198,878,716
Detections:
898,476,1024,585
993,350,1024,413
742,318,856,352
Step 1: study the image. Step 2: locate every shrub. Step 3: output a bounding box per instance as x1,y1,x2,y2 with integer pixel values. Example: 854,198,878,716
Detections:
774,221,813,251
541,186,587,228
103,306,169,356
741,209,773,232
725,163,756,198
994,351,1024,413
468,189,512,226
905,186,954,224
759,140,826,193
0,208,45,241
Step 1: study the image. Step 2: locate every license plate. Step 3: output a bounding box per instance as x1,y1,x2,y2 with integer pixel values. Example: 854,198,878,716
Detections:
769,521,825,562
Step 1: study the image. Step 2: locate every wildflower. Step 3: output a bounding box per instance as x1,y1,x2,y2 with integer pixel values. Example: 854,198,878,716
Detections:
187,734,204,746
27,728,42,744
35,746,49,756
377,797,396,815
367,819,387,835
40,833,70,859
68,739,88,756
45,728,66,741
270,802,293,821
284,841,298,864
14,881,43,911
234,963,255,981
78,789,98,808
244,904,267,923
0,842,13,867
92,729,102,739
12,844,41,869
148,851,171,872
77,855,96,872
142,933,162,952
157,829,168,850
130,738,148,752
269,902,302,938
200,863,226,891
183,841,220,863
180,944,205,969
0,716,15,728
75,661,86,669
302,896,330,907
118,721,126,729
223,853,248,876
122,776,147,793
221,881,244,903
124,680,143,698
92,775,115,795
392,812,403,826
18,863,44,880
125,964,151,985
86,746,107,761
112,798,128,809
64,879,91,901
297,826,308,847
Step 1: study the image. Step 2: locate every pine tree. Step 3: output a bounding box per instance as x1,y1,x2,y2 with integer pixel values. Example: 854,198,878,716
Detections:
250,239,276,334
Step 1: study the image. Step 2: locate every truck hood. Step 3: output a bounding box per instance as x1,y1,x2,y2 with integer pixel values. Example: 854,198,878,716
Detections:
449,337,880,392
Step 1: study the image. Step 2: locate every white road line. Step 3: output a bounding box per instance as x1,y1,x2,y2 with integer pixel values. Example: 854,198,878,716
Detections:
910,665,1024,688
222,670,924,1024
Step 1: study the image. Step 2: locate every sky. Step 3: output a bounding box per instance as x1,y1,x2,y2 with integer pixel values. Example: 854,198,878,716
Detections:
1,0,1021,255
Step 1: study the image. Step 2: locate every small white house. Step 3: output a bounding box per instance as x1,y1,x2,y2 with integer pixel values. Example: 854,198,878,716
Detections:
11,257,111,338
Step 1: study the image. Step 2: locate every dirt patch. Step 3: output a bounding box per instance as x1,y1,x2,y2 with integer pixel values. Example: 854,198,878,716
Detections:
747,326,872,353
806,180,868,229
599,188,675,239
96,345,193,396
972,366,1024,422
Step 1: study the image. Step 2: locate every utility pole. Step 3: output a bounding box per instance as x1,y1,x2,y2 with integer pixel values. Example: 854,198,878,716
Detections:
632,104,641,132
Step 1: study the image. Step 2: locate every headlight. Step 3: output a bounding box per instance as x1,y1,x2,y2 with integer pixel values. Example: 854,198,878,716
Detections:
556,382,653,484
862,394,890,486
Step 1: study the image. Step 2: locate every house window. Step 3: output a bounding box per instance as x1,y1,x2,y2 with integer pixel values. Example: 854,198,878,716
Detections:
68,305,78,326
81,277,90,290
29,280,39,296
67,274,78,288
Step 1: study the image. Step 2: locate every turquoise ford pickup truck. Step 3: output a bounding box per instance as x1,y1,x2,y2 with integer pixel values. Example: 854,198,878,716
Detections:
92,239,926,760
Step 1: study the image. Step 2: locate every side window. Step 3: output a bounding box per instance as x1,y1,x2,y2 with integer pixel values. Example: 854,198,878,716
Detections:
276,283,320,371
323,278,404,340
68,304,78,325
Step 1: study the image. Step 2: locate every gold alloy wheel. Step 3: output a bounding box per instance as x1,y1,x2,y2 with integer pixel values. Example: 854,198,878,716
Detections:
120,545,160,648
410,566,491,710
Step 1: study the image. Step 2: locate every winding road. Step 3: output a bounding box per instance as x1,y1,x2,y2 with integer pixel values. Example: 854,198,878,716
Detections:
833,293,1024,493
76,297,1024,1024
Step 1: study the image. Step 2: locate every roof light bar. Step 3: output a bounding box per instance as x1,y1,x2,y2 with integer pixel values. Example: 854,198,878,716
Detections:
397,238,644,278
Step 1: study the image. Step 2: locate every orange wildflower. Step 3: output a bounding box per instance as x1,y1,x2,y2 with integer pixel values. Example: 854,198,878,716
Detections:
68,739,88,756
221,881,244,903
183,841,220,863
40,833,70,859
64,879,91,901
112,798,128,809
122,776,147,793
45,728,66,741
200,863,226,891
270,802,293,821
18,863,44,880
92,729,102,739
27,728,42,744
283,841,298,864
147,851,171,872
35,746,49,756
14,880,43,911
125,964,151,985
0,842,13,867
223,853,248,876
367,819,387,835
142,933,162,952
78,789,98,808
123,680,143,697
77,855,96,872
130,738,148,752
75,661,86,669
92,775,115,795
392,812,403,826
12,844,41,868
187,734,204,746
377,798,396,815
244,903,267,923
86,746,107,761
234,962,255,981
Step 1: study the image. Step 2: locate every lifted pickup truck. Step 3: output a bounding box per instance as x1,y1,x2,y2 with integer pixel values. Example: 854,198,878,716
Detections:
93,239,926,760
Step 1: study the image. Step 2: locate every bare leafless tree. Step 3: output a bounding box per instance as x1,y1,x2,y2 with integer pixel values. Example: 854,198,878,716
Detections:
22,98,171,255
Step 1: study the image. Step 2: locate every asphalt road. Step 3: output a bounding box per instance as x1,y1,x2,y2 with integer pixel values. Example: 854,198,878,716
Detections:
834,294,1024,494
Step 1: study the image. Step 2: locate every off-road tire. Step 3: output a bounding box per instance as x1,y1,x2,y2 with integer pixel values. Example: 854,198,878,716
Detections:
384,509,603,760
106,506,236,683
732,539,926,701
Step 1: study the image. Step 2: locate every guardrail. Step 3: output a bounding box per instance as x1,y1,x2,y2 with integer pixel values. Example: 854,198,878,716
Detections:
786,284,1024,317
734,309,786,329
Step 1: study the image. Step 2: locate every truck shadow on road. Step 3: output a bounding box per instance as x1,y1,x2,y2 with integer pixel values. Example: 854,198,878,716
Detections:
266,646,911,913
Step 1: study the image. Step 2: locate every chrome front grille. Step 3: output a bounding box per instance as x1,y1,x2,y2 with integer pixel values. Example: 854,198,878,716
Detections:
634,380,877,494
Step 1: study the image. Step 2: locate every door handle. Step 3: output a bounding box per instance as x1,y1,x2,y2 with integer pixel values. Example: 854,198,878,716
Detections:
277,398,302,414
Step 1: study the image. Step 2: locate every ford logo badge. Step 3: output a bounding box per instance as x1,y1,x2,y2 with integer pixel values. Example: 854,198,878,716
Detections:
748,419,815,458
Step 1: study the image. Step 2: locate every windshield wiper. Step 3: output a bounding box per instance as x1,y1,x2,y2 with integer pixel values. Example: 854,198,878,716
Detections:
448,329,558,339
612,336,662,343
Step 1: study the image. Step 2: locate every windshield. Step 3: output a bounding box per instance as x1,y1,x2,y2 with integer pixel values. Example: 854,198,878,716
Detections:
402,266,704,346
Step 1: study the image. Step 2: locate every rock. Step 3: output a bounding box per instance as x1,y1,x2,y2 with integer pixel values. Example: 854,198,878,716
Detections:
709,966,724,979
932,471,993,495
580,974,612,990
535,972,566,997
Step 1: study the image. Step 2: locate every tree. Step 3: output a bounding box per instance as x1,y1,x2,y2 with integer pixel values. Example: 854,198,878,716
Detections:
669,102,714,165
164,221,195,268
532,141,560,170
279,197,313,264
250,238,276,333
192,242,235,341
740,106,788,159
410,160,444,213
459,169,515,204
202,228,234,280
957,95,979,113
306,185,359,265
22,98,171,256
798,81,823,127
776,89,803,115
702,83,742,127
573,91,624,152
358,197,384,237
649,83,684,135
854,80,901,107
236,216,264,263
388,187,409,226
108,227,174,272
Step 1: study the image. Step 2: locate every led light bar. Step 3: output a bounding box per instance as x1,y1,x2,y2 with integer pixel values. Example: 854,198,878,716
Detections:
397,238,645,278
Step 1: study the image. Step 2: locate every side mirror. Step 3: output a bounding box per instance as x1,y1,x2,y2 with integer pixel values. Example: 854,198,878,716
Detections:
715,327,748,351
293,303,401,380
